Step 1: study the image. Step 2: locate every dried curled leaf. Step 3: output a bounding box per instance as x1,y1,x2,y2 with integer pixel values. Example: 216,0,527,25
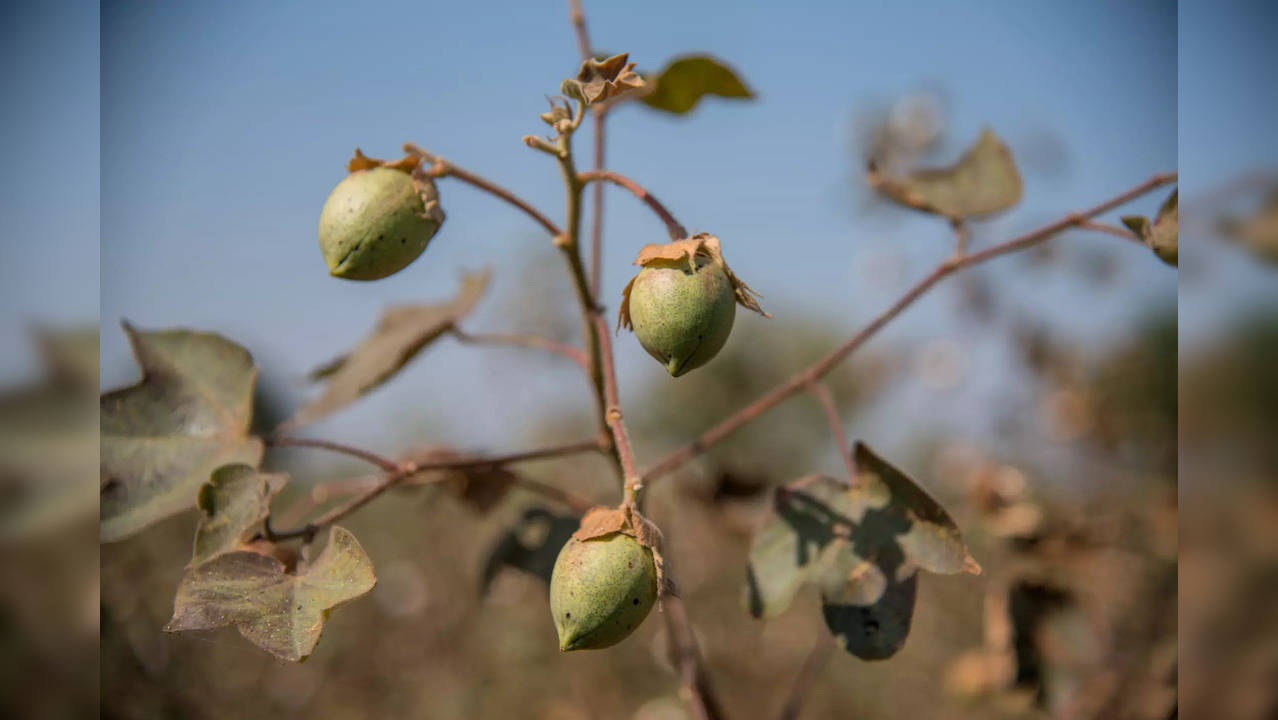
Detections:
282,270,490,429
564,52,645,105
618,232,768,331
346,147,421,175
868,128,1022,219
640,54,754,115
165,525,375,662
572,504,670,596
190,464,287,567
1122,188,1178,266
100,325,264,542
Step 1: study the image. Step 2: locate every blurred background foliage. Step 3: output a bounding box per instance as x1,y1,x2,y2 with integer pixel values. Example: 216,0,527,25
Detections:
4,0,1278,718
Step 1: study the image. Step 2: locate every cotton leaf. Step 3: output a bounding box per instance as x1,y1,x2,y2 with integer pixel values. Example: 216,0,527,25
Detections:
282,270,490,429
165,526,375,662
100,325,263,542
868,128,1022,219
640,55,754,115
190,464,286,566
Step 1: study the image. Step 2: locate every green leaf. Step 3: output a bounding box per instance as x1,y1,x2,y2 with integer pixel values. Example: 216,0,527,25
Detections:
282,270,490,430
743,443,977,660
480,506,580,593
190,464,286,566
0,328,99,539
100,324,264,542
165,525,375,662
868,128,1022,219
640,55,754,115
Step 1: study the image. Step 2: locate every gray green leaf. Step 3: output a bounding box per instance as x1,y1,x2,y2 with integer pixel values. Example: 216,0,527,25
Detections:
100,325,264,542
869,128,1022,219
190,464,287,566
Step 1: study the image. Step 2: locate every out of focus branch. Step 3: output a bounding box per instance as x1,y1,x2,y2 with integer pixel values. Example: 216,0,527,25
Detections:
806,381,857,486
640,172,1178,483
448,326,587,368
777,634,836,720
264,439,604,542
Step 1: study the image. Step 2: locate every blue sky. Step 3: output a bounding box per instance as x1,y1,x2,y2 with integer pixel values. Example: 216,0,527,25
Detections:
6,1,1272,465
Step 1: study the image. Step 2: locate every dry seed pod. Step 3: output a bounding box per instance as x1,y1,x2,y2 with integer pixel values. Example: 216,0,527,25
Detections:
549,534,657,651
318,150,445,280
619,233,767,377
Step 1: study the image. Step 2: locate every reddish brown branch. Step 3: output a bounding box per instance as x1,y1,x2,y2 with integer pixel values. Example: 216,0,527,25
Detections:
593,314,640,500
806,381,856,486
448,326,587,368
265,436,399,473
579,170,688,240
265,439,604,541
663,593,727,720
1078,219,1143,243
640,172,1178,483
777,634,836,720
403,142,563,237
588,109,609,299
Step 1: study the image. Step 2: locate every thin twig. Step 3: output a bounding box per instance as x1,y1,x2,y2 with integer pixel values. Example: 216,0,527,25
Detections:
265,436,399,472
805,381,856,486
567,0,608,299
403,142,563,237
568,0,591,62
265,439,604,541
663,593,727,720
950,217,969,256
579,170,688,240
777,634,836,720
1078,219,1143,243
640,172,1178,483
588,108,609,299
448,326,587,368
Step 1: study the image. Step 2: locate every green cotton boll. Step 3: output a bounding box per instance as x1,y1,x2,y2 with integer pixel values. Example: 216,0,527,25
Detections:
318,167,443,281
628,256,737,377
549,534,658,651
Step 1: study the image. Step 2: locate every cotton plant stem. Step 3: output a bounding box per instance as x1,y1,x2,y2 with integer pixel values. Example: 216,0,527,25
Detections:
265,436,400,473
579,169,688,240
639,172,1178,484
403,142,563,237
662,593,727,720
264,439,603,541
776,634,836,720
805,381,857,486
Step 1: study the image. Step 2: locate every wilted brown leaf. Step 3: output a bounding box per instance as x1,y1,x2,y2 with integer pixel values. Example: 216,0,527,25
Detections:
165,525,375,662
283,270,490,429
